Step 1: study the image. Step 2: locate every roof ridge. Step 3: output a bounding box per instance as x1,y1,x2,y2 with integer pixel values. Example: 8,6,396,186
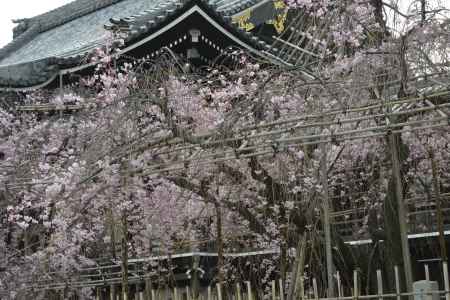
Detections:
32,0,125,33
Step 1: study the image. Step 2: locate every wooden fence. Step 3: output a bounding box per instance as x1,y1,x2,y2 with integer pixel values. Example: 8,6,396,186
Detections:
85,261,450,300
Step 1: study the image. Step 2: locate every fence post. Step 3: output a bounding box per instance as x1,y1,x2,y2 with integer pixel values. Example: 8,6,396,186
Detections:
443,261,450,300
337,271,342,298
110,284,116,300
145,279,151,300
353,270,358,300
394,266,401,300
300,277,305,300
237,283,242,300
158,288,163,300
271,281,276,300
279,279,285,300
217,283,223,300
313,278,319,300
191,255,200,300
425,264,430,281
246,281,252,300
174,287,178,300
377,270,383,300
207,286,212,300
186,286,191,300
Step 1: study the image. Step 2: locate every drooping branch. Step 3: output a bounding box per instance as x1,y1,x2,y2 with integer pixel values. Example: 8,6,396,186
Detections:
249,157,289,206
167,175,267,235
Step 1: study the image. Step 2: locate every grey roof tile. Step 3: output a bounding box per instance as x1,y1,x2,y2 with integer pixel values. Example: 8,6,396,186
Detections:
0,0,163,66
0,0,124,63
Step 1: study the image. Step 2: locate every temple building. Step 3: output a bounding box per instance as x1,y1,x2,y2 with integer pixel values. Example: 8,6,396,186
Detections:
0,0,289,91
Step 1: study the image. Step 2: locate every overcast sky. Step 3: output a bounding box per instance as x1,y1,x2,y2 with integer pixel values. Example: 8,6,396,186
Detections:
0,0,73,47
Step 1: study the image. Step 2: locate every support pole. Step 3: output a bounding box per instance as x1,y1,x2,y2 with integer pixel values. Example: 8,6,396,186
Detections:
215,202,224,284
321,142,334,297
287,235,306,300
430,149,447,262
389,132,413,292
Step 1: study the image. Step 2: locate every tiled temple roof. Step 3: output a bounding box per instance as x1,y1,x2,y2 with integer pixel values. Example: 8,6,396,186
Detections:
0,0,281,90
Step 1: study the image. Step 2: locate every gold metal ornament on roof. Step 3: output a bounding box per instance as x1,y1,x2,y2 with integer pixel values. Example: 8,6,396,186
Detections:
232,9,255,32
267,0,288,34
232,0,288,34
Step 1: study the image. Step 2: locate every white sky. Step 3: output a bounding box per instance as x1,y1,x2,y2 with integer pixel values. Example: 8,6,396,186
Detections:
0,0,73,47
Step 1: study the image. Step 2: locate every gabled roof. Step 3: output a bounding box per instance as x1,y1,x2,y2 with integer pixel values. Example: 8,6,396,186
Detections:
0,0,284,90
